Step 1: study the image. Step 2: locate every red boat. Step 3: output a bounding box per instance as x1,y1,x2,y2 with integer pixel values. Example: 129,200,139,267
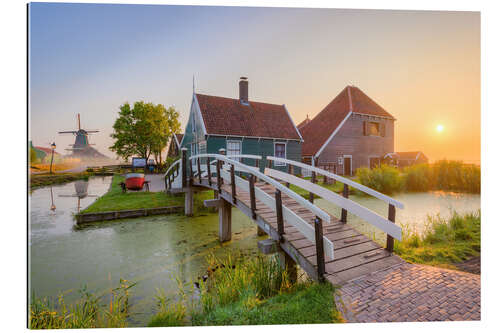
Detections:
125,173,145,190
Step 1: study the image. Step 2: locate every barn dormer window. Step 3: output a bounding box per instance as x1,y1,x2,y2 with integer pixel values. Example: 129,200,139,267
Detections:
363,120,385,137
192,113,196,133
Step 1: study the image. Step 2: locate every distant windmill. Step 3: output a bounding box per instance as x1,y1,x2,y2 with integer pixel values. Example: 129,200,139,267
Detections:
58,114,108,159
58,113,99,152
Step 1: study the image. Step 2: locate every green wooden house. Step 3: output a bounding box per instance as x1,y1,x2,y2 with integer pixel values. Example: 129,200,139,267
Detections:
180,77,303,171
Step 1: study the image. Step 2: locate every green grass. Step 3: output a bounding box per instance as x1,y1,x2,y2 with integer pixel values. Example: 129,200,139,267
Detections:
148,254,342,327
394,210,480,269
30,172,91,190
29,279,136,329
80,175,183,213
290,178,347,199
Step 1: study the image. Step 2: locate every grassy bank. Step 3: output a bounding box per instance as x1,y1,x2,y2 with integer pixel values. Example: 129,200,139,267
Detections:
30,172,92,190
30,254,342,328
394,210,480,269
149,254,342,327
80,175,183,213
80,175,215,214
356,160,480,194
30,279,135,329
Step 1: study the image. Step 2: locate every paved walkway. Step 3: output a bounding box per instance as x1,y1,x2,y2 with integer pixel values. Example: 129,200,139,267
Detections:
335,262,480,322
145,174,166,192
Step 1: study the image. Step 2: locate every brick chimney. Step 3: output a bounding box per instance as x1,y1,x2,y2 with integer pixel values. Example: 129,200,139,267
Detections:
239,77,248,104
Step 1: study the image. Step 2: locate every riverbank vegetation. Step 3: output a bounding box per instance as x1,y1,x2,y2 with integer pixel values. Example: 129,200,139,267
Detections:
29,279,135,329
30,172,92,190
80,174,214,215
394,210,480,269
149,254,342,327
80,175,183,213
29,254,341,328
356,160,480,194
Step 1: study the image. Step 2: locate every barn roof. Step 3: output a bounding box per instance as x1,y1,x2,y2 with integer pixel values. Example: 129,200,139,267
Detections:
300,85,395,156
34,146,60,155
195,93,302,140
297,115,311,130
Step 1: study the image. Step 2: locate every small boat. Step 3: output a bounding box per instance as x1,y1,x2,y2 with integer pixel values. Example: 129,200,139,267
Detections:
125,173,145,190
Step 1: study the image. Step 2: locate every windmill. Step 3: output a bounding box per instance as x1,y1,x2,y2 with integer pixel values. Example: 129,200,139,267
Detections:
58,113,108,159
58,180,98,212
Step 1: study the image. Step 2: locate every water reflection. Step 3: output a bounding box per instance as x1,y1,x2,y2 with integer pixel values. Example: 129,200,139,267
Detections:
58,180,98,212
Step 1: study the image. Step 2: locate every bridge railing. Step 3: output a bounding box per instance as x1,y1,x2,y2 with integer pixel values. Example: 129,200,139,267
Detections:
190,152,334,280
265,156,403,252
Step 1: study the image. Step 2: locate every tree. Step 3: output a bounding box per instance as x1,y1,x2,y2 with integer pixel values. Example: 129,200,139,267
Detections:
30,147,38,164
109,101,181,163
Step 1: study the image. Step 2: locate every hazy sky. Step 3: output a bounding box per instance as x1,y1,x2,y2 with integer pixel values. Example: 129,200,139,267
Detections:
29,3,480,163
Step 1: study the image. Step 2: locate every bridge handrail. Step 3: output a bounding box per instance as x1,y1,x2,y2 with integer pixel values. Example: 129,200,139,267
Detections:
190,153,331,223
164,158,181,178
265,168,402,240
266,156,404,209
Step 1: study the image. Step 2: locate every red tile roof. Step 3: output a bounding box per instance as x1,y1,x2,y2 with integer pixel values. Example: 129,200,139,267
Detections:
195,94,301,140
300,86,395,156
34,146,60,155
297,115,311,130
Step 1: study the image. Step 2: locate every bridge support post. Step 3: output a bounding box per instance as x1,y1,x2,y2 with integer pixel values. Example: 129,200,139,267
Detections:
278,249,297,284
257,226,267,236
184,189,194,216
341,184,348,223
219,199,232,242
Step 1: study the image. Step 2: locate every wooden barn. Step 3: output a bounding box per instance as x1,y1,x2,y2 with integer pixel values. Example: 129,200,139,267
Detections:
167,133,184,159
299,85,395,176
180,77,303,171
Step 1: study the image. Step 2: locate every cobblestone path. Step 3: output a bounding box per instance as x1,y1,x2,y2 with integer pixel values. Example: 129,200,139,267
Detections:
335,262,480,322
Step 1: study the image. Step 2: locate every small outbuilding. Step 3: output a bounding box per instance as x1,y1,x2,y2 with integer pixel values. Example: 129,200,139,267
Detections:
167,133,184,159
383,151,429,168
180,77,303,171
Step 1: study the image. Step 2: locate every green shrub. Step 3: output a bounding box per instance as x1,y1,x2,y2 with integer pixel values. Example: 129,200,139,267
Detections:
356,164,403,194
404,163,434,191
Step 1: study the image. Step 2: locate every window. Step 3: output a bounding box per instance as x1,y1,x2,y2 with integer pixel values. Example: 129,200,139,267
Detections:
274,142,286,166
368,122,380,136
191,143,198,156
364,121,384,136
226,140,241,161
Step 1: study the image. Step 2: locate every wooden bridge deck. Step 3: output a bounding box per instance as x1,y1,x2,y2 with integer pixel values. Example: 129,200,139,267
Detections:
192,176,404,285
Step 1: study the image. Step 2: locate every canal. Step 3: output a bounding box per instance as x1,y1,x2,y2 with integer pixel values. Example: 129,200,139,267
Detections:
29,177,480,326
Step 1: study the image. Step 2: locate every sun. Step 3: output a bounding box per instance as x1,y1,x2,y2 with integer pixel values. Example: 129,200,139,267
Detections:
436,124,444,133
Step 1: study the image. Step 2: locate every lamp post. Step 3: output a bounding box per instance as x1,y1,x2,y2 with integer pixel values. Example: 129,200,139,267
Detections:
49,142,56,174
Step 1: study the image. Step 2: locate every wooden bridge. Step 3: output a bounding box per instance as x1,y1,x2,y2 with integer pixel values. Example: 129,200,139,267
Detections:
164,148,405,285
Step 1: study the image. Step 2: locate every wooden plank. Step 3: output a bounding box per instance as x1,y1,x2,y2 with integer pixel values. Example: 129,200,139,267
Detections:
265,168,402,240
326,255,404,285
307,241,382,265
325,248,391,274
219,169,334,260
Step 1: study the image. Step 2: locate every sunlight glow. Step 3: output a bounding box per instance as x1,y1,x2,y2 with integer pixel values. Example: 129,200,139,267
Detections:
436,124,444,133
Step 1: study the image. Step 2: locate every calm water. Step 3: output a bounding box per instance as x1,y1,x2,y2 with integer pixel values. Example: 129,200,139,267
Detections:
315,191,481,243
29,177,263,325
29,178,480,326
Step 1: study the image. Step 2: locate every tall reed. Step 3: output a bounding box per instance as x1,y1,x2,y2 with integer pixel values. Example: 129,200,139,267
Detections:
29,279,136,329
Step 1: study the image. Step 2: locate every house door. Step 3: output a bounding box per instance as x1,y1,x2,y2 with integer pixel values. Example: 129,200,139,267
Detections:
344,156,352,176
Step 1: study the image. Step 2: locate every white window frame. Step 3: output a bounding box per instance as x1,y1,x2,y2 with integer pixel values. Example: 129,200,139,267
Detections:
343,154,353,176
368,155,381,169
274,142,287,166
191,142,198,156
226,140,242,161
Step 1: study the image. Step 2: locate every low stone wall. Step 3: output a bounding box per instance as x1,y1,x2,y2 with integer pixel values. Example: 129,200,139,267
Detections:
75,206,184,224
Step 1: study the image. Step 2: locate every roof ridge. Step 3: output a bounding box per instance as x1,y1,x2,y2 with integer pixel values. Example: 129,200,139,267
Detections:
195,93,284,108
347,85,353,112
